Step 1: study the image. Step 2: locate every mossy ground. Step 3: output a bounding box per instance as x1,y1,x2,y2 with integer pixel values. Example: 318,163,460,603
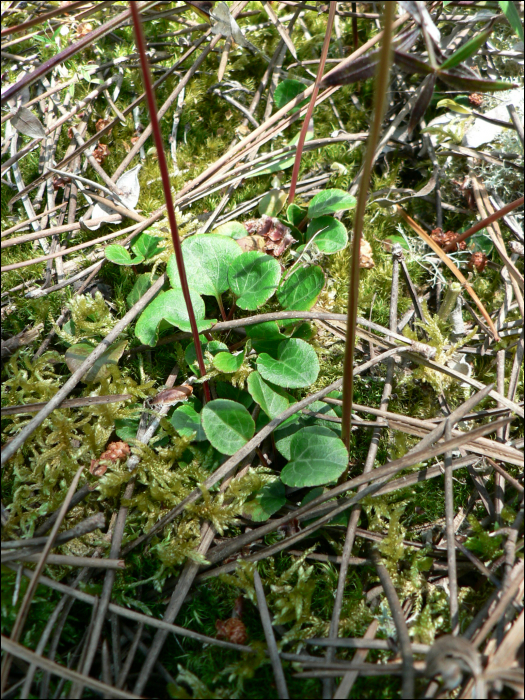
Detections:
1,4,523,698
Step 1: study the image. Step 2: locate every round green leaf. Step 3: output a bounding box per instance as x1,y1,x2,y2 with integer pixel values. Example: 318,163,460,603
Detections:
135,289,211,346
308,189,356,218
247,371,291,419
280,426,349,487
259,189,287,217
212,221,247,239
201,399,255,455
306,216,348,254
170,405,207,441
131,232,164,260
228,251,281,310
277,266,325,311
105,245,143,266
246,321,286,356
126,274,157,308
274,408,339,459
216,381,253,409
167,234,242,299
247,481,286,522
257,338,319,388
212,351,244,373
287,203,306,227
274,79,308,111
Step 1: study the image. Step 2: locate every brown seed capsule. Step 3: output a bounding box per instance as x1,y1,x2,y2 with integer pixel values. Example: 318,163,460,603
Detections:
216,618,247,645
148,385,193,407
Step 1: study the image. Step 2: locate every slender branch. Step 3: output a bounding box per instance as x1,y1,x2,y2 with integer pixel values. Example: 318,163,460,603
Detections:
287,2,336,203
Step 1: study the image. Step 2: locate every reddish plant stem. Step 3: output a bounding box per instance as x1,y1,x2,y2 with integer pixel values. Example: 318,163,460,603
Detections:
130,2,210,403
287,2,336,204
217,294,227,322
443,195,524,252
341,3,396,447
226,300,237,322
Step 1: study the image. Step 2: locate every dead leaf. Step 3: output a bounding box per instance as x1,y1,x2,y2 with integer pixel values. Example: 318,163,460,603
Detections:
149,385,193,406
76,23,93,38
12,107,46,138
83,164,142,231
236,235,266,253
96,118,112,135
359,239,375,268
92,143,109,164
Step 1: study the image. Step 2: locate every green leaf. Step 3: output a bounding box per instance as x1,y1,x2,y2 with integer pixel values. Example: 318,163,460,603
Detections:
247,371,292,419
185,339,228,374
277,266,325,311
135,289,212,346
436,98,472,114
126,274,157,308
306,216,348,254
257,338,319,388
287,204,306,227
65,341,127,383
201,399,255,455
115,416,140,443
170,405,207,441
167,235,242,300
131,232,164,260
212,350,245,373
259,189,287,217
291,322,316,341
247,481,286,522
468,231,493,255
212,221,247,239
228,252,281,310
280,426,348,487
438,71,517,92
499,0,524,40
439,26,495,71
105,244,144,266
308,189,356,218
274,79,308,112
246,321,286,357
216,381,253,409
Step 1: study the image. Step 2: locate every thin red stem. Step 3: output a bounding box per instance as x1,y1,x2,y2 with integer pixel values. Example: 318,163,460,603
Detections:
287,2,336,204
130,2,210,403
443,195,524,252
341,3,396,447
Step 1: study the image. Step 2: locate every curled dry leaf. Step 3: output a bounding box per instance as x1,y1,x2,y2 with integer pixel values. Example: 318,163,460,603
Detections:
431,228,467,252
90,440,131,477
92,143,109,164
215,617,247,645
96,118,112,135
148,384,193,407
359,238,375,268
76,23,93,38
467,251,488,272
